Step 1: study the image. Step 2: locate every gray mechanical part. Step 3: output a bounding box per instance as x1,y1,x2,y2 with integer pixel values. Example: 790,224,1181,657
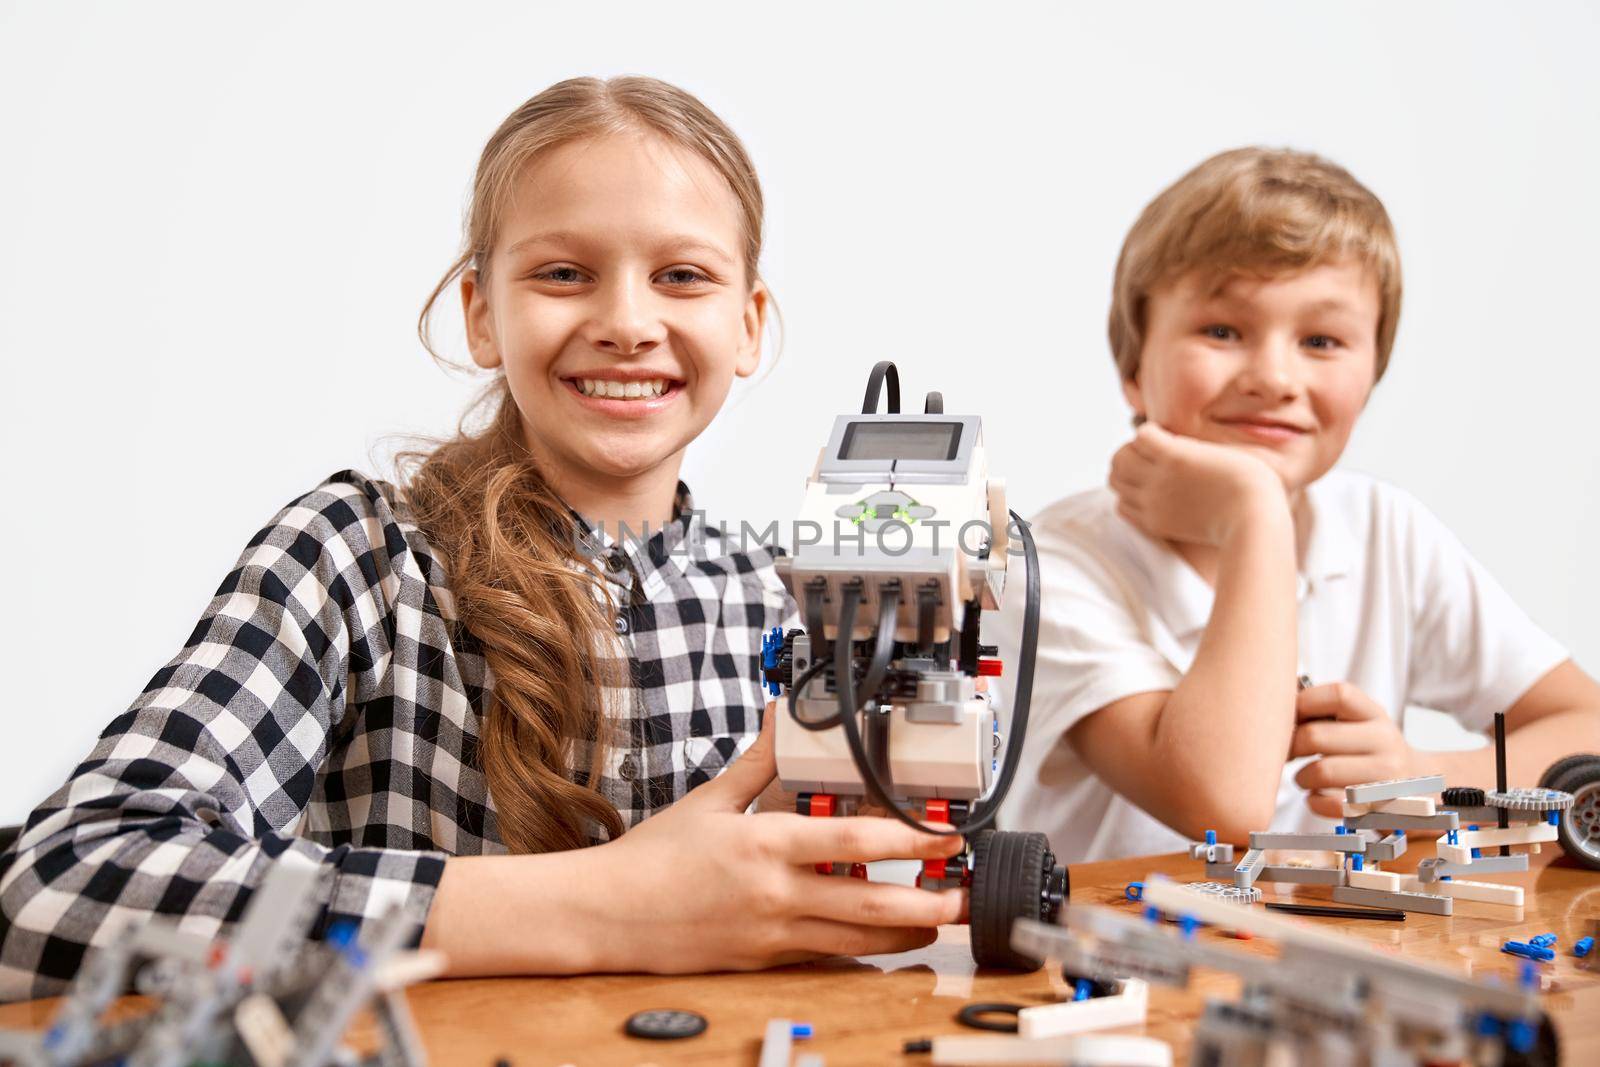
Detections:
1342,811,1461,832
1256,865,1347,887
1486,787,1575,812
1539,754,1600,870
1331,885,1452,916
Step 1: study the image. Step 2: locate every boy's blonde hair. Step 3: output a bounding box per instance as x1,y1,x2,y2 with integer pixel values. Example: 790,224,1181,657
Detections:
1109,147,1402,383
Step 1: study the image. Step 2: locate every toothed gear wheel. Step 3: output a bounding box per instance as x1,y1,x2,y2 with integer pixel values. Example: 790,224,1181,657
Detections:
1486,787,1575,811
1184,881,1262,905
1441,786,1486,807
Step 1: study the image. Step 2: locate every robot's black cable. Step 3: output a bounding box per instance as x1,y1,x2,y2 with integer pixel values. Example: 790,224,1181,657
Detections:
824,510,1040,839
861,360,901,415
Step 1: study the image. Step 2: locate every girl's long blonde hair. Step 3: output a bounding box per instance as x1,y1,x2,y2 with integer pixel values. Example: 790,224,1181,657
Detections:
401,77,765,855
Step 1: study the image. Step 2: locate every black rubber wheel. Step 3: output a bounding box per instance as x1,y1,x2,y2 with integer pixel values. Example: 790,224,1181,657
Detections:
1538,753,1600,791
1501,1011,1560,1067
1541,754,1600,870
969,830,1060,971
1442,786,1486,807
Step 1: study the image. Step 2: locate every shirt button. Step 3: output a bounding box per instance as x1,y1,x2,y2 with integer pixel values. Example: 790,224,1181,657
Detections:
619,754,638,780
606,548,628,572
614,614,630,635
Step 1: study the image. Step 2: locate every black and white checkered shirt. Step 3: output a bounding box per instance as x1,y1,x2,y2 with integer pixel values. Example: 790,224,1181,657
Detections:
0,471,794,1001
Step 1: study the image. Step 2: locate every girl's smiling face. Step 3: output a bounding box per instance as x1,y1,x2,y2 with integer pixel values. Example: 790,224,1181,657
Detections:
462,132,766,493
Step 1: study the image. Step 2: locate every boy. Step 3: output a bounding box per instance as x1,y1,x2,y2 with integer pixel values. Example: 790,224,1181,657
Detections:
993,147,1600,859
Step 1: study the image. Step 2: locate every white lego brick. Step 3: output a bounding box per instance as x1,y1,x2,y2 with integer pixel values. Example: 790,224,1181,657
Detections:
1345,775,1446,804
928,1034,1173,1066
1342,795,1438,818
1451,822,1557,852
1018,979,1149,1040
1427,879,1524,907
1524,842,1542,855
1346,869,1403,892
1437,844,1473,865
1342,811,1459,831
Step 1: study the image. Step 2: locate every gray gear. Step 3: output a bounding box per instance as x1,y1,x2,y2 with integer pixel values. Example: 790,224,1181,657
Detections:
1184,881,1263,905
1486,787,1574,811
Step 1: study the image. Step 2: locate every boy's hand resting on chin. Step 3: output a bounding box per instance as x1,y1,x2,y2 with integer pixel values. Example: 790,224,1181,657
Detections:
1109,423,1288,547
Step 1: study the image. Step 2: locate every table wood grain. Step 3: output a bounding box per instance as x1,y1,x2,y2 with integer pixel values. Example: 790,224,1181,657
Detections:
4,849,1597,1065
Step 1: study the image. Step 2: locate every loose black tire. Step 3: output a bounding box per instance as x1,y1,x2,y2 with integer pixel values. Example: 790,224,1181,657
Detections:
1540,754,1600,870
969,830,1056,971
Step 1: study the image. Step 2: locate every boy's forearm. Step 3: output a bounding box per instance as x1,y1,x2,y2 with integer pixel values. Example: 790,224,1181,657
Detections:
1419,706,1600,791
1152,496,1299,837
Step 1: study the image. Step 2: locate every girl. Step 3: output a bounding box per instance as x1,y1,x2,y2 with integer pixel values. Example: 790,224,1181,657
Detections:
0,76,963,1001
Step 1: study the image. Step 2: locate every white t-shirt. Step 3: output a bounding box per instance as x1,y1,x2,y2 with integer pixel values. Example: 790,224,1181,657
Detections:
987,468,1568,863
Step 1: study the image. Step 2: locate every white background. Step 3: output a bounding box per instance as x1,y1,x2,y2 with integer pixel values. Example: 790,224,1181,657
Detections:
2,2,1597,824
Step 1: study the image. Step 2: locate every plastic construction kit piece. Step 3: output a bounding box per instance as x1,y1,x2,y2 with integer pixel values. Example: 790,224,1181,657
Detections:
1188,830,1234,865
626,1010,708,1041
1263,901,1405,921
1011,877,1545,1067
1248,831,1366,852
1502,940,1555,963
1575,937,1594,958
1332,884,1452,915
1341,795,1437,818
1230,848,1265,889
1017,979,1149,1041
1346,868,1404,892
1486,787,1574,812
758,1017,813,1067
1344,774,1446,804
1436,822,1557,866
1255,864,1348,886
912,1033,1174,1066
1527,933,1557,949
1423,878,1524,907
1415,854,1529,883
1342,810,1461,832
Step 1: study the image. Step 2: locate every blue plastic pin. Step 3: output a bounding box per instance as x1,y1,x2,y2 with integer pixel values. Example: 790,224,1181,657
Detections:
1205,830,1217,846
791,1022,813,1040
1508,1019,1536,1053
1179,914,1199,940
1529,933,1557,949
1143,905,1161,924
1548,810,1560,825
1502,940,1554,962
1352,854,1364,871
1574,936,1594,958
1074,978,1093,1002
1125,881,1145,902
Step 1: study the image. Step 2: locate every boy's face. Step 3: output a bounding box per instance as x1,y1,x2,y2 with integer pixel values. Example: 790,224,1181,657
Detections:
1124,260,1381,496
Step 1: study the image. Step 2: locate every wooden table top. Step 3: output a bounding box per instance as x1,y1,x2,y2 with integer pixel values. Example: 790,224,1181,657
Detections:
3,848,1598,1065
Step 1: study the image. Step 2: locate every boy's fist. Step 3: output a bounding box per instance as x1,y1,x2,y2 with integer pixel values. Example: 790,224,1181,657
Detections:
1108,423,1287,547
1290,681,1428,818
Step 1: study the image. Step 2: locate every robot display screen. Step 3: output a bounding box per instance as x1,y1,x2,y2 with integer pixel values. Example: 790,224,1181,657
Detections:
837,420,962,462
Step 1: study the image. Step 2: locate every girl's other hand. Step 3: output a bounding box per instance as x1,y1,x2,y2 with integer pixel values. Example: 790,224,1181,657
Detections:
589,707,966,972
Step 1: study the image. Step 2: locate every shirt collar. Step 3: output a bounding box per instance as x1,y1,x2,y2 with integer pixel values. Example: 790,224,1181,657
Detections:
567,480,709,575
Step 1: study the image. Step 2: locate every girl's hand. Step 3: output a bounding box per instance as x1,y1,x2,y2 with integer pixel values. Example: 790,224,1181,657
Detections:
1290,682,1426,818
1109,422,1286,547
589,707,966,972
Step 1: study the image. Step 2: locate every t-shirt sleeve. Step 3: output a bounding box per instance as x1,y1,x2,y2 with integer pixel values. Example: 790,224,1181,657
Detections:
988,520,1182,741
1400,492,1569,732
0,476,447,1002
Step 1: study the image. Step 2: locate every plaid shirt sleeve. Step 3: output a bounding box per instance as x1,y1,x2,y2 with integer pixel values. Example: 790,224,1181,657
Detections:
0,473,448,1002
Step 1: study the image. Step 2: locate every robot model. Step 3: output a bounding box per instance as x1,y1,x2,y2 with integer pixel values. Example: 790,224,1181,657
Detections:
759,361,1066,970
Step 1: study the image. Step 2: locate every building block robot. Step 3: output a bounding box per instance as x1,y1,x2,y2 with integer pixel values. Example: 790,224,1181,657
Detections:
759,361,1067,970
